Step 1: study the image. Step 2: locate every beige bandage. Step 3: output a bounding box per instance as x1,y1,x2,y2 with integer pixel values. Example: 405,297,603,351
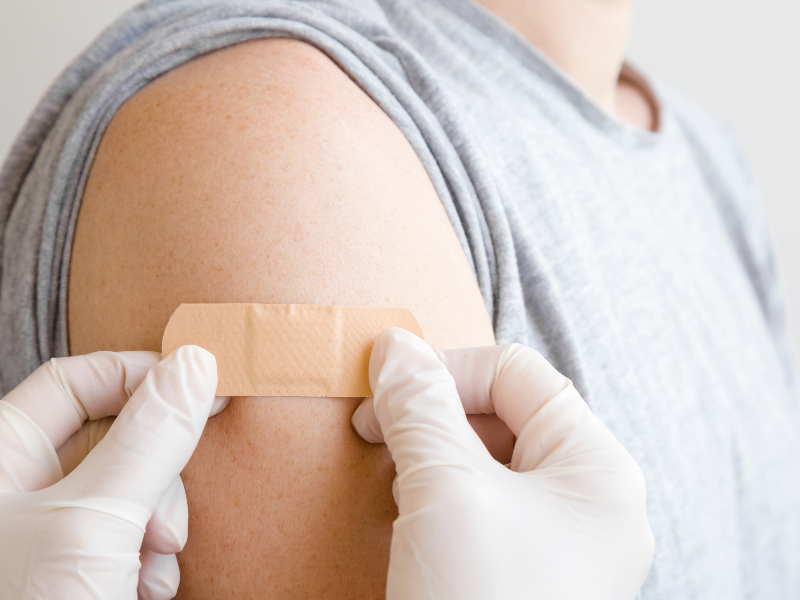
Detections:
162,304,424,397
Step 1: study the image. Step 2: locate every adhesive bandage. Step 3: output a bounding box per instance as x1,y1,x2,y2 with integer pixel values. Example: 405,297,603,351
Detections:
162,304,424,397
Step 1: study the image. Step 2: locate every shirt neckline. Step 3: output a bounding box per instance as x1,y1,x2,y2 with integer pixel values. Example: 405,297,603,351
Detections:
431,0,666,150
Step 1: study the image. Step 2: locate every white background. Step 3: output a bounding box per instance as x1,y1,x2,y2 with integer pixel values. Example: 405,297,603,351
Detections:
2,0,798,345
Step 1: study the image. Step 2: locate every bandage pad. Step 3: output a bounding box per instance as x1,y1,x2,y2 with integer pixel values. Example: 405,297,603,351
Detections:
162,304,424,397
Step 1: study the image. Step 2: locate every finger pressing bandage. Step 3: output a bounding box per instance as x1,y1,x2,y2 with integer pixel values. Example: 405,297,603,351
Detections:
162,304,424,397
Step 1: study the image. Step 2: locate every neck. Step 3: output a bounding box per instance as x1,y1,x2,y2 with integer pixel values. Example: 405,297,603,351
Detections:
474,0,635,113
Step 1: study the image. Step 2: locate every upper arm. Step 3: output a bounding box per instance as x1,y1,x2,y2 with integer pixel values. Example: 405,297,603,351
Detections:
69,38,494,354
68,38,499,598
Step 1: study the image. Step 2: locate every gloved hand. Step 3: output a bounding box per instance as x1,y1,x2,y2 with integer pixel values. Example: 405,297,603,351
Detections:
0,346,226,600
351,328,654,600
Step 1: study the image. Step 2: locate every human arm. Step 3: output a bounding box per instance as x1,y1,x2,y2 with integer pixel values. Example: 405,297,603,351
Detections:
68,38,501,597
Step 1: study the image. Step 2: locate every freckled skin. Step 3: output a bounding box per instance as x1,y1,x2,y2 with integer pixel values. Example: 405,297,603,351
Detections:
69,39,495,597
179,396,398,598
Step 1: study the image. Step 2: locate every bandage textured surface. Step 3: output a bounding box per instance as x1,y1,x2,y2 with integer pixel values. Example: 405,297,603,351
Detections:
162,304,423,397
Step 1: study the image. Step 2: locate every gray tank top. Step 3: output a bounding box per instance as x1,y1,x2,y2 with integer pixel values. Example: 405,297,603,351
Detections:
1,0,798,596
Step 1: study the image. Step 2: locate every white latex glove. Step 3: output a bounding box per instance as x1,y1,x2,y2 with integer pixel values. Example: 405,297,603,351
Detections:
351,328,654,600
0,346,228,600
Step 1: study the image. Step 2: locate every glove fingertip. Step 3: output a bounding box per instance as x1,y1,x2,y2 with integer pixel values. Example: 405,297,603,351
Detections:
162,345,218,407
351,397,384,443
210,396,232,417
138,550,180,600
172,344,216,375
368,328,431,391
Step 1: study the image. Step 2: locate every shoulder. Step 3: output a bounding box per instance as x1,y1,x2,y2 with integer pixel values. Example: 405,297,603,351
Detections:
91,38,402,184
68,38,494,354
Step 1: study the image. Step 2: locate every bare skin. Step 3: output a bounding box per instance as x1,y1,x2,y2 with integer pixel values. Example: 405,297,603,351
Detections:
69,39,496,597
476,0,656,129
69,4,654,596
